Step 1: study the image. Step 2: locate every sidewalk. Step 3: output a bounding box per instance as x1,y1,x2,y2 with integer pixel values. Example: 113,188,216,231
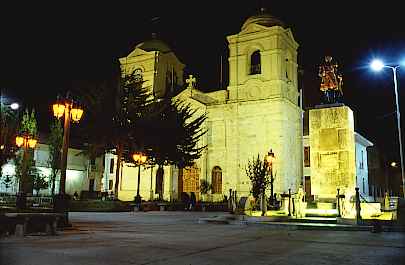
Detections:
198,213,404,232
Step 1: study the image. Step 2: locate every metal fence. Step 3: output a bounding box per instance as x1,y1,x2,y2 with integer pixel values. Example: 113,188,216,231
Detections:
0,194,53,208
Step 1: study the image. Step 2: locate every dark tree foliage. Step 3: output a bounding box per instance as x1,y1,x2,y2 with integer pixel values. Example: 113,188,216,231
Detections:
77,61,153,196
0,105,19,172
140,98,207,169
246,154,270,200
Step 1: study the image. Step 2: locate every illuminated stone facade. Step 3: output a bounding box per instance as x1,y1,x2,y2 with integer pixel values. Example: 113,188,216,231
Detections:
309,105,357,199
174,11,302,200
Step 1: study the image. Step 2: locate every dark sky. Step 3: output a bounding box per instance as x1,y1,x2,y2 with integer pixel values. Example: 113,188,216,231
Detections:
1,2,405,161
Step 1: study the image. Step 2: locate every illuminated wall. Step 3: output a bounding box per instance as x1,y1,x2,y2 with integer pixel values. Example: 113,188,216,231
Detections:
174,12,302,199
309,106,356,199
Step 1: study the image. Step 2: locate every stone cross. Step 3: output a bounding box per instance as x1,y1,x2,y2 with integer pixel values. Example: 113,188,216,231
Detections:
186,74,196,89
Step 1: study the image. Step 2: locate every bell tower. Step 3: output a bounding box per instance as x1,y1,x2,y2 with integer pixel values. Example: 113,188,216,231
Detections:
226,8,299,104
119,34,185,99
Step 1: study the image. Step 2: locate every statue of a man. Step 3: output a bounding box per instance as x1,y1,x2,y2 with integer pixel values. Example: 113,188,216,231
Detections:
319,55,343,104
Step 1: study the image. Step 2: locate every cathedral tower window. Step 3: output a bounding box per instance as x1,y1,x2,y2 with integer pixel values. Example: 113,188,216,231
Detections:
211,166,222,194
250,50,261,75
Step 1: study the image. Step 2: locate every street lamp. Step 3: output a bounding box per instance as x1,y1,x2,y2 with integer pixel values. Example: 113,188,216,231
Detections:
371,59,405,198
15,133,37,209
132,152,147,207
52,93,84,195
265,149,276,205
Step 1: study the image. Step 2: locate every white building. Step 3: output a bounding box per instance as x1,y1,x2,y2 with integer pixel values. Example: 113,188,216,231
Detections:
0,143,104,196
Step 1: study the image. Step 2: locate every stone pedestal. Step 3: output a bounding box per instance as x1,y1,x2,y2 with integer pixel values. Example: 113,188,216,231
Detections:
309,105,356,199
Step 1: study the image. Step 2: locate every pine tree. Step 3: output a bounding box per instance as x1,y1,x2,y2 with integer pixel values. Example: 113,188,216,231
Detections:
78,62,153,197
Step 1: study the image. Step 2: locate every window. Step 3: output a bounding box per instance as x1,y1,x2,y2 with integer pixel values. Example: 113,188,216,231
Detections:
360,150,364,169
304,146,310,167
89,179,95,192
108,180,113,190
250,50,261,75
212,166,222,194
109,158,114,174
362,178,365,193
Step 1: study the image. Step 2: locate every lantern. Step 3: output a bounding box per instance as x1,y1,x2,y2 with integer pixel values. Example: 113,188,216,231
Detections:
266,149,275,166
140,154,147,163
27,138,37,149
132,153,140,162
53,102,65,118
16,136,24,147
70,106,84,122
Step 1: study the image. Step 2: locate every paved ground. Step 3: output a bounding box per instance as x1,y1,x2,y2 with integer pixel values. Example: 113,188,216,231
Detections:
1,211,404,265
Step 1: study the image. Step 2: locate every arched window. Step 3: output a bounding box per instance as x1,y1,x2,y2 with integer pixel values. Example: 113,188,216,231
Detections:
250,50,261,75
211,166,222,194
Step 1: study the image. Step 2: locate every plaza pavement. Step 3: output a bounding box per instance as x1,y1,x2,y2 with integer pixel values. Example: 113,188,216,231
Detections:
1,211,404,265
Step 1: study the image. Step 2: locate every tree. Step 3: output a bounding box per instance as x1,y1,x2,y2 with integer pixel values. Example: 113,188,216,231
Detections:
245,154,270,201
77,64,153,197
140,99,207,198
32,171,48,195
200,179,212,194
0,104,19,174
16,108,38,194
47,119,63,195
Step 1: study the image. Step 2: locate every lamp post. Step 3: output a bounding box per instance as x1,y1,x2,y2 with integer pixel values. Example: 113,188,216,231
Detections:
371,60,405,198
132,152,147,208
15,133,37,209
265,149,276,205
52,93,84,195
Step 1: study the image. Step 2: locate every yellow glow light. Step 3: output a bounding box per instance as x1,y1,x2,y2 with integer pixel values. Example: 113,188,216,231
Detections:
53,103,65,118
132,153,140,162
141,155,147,163
15,136,24,147
27,138,37,149
70,107,84,122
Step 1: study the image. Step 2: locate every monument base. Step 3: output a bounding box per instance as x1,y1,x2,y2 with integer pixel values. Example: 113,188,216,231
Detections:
309,105,356,199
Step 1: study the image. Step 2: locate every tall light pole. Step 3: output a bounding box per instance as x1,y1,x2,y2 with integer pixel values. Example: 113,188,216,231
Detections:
52,93,84,195
132,152,147,208
371,60,405,198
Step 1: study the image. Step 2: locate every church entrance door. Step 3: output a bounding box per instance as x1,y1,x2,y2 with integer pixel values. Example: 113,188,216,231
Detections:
178,163,200,201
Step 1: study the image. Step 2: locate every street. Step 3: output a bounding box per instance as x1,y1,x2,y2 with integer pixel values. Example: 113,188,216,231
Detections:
1,212,404,265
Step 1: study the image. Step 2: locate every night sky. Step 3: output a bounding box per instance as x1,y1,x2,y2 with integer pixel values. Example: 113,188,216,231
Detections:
1,2,404,162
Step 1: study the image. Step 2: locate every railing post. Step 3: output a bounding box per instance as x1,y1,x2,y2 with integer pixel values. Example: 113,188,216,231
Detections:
336,188,341,217
288,188,291,216
355,187,361,224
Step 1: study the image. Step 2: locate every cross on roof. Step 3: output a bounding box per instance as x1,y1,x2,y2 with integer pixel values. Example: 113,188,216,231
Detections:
186,74,196,89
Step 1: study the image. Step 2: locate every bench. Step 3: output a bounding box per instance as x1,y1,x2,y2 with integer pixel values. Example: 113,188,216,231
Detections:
3,213,63,236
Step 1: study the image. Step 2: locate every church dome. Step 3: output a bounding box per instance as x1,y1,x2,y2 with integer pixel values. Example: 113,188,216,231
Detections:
241,8,286,31
135,34,171,53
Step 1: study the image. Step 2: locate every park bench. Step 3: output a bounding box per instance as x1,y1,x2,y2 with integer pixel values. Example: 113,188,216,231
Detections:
2,212,63,236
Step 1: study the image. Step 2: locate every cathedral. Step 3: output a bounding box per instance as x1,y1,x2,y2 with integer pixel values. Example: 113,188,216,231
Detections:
107,9,304,202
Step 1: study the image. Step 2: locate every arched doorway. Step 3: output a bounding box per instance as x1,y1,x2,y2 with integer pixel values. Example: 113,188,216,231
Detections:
211,166,222,194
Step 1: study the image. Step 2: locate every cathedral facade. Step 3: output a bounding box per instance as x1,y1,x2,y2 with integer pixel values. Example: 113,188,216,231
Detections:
111,10,303,202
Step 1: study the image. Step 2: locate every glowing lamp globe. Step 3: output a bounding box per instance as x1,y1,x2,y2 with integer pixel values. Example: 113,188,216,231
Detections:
10,103,19,110
70,107,84,122
15,136,24,147
53,103,65,118
132,153,141,162
371,60,384,71
266,149,275,165
27,138,37,149
140,154,147,163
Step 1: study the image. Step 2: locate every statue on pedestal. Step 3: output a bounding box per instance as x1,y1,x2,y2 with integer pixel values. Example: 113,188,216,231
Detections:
318,55,343,104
